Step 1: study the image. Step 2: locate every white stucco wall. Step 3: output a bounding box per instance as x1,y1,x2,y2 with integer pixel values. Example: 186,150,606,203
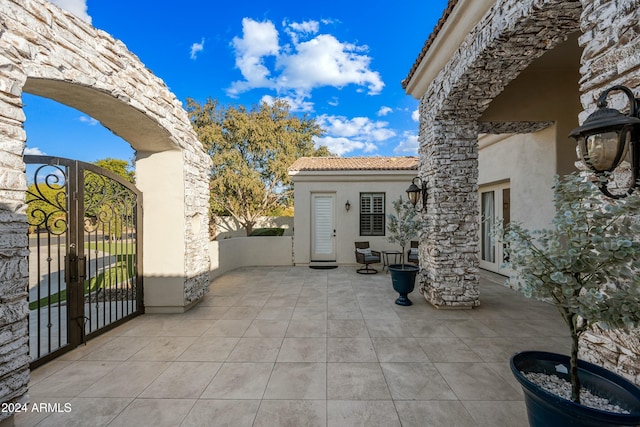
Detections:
209,236,294,280
290,171,418,265
478,128,558,230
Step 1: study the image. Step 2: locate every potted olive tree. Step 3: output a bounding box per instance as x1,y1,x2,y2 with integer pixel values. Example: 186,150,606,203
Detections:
497,173,640,427
387,196,421,305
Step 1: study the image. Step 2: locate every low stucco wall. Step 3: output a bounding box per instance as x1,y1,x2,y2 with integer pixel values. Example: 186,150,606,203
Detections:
209,236,293,280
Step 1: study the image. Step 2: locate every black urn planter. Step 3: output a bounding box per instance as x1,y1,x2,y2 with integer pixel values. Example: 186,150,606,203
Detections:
388,264,419,306
511,351,640,427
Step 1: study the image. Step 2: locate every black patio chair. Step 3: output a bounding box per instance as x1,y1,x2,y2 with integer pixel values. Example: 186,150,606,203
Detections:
355,241,381,274
407,240,419,264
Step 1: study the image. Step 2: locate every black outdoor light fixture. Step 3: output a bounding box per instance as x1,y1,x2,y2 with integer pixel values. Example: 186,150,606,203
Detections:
406,176,428,212
345,200,351,212
569,85,640,199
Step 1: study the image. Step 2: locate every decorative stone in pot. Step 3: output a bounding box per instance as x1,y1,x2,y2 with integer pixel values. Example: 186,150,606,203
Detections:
388,264,419,306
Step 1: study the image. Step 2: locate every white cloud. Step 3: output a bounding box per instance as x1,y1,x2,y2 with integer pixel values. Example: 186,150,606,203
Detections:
377,106,392,117
314,114,396,156
49,0,92,24
228,19,280,96
24,147,46,156
411,108,420,122
190,38,205,60
314,136,377,156
79,116,98,126
261,94,314,113
228,18,384,102
394,131,419,154
284,19,319,45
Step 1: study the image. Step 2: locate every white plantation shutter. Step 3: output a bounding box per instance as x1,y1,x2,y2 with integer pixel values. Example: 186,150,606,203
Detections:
314,195,333,254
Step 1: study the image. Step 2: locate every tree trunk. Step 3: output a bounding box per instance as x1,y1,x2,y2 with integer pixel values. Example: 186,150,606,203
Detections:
570,315,582,404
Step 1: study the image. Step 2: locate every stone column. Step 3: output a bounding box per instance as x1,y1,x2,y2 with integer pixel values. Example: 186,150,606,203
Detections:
417,118,480,309
0,67,30,423
577,0,640,382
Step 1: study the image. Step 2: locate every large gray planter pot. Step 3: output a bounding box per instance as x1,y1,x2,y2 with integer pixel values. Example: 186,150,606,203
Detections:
388,264,419,306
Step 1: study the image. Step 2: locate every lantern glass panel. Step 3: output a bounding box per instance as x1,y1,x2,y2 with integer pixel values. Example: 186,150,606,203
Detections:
407,189,419,206
580,131,628,172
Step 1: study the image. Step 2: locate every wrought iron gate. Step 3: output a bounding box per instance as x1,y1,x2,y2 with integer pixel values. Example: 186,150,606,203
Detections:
24,155,143,368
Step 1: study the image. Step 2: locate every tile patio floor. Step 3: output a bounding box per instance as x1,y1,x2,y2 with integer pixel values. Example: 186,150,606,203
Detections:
16,266,569,427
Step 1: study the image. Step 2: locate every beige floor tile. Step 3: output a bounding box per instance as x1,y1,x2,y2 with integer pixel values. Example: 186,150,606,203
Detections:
159,319,213,337
203,319,252,337
256,307,294,320
80,336,153,361
139,361,221,398
381,362,457,400
181,400,260,427
286,319,327,337
264,362,326,399
177,336,239,361
81,361,169,397
129,336,196,361
365,319,413,337
327,363,391,400
107,398,195,427
372,337,429,362
292,307,328,320
327,338,377,362
219,306,261,320
445,319,499,338
253,400,326,427
33,397,132,427
23,266,572,427
435,362,523,401
200,362,273,399
226,337,282,362
243,319,290,337
177,305,230,320
14,397,78,427
28,361,119,398
277,337,326,362
463,401,529,427
405,320,457,338
417,337,483,362
327,319,369,337
28,360,74,385
394,401,477,427
327,400,401,427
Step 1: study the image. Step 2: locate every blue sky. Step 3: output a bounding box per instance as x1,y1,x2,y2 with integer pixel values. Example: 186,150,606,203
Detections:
24,0,448,162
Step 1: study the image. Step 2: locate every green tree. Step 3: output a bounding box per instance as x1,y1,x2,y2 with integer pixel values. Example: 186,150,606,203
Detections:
86,158,136,239
187,97,329,236
94,157,135,183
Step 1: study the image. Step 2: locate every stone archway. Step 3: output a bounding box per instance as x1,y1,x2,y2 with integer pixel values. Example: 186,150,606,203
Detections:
407,0,582,308
0,0,210,415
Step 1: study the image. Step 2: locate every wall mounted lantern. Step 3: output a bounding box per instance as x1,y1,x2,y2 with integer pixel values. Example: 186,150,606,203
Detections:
345,200,351,212
406,176,427,212
569,85,640,199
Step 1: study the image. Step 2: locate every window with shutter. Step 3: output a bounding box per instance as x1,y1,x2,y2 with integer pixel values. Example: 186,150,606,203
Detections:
359,193,385,236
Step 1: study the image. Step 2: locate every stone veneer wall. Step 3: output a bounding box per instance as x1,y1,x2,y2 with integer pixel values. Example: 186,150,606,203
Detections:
576,0,640,382
416,0,581,308
0,0,211,419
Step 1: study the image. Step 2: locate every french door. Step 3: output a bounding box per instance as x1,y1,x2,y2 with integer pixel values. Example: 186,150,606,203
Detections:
479,182,510,275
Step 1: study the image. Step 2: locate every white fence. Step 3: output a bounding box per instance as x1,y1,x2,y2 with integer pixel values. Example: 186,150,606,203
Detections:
209,236,294,280
213,216,294,239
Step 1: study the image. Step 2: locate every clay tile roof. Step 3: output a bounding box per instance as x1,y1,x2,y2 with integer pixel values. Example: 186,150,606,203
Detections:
401,0,459,90
288,157,419,172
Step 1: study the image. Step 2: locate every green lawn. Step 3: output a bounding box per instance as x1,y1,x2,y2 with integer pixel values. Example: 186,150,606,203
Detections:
29,243,136,310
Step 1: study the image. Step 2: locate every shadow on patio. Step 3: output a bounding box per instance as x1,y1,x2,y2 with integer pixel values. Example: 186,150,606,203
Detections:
17,266,569,426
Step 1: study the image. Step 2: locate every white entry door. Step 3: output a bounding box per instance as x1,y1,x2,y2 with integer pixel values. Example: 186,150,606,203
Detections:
311,193,336,261
479,183,511,275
